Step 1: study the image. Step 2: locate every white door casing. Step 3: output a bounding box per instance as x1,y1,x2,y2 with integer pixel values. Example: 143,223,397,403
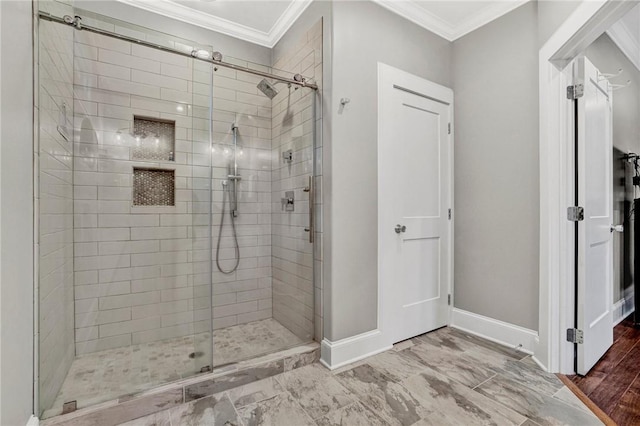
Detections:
576,56,614,375
537,0,634,374
378,63,453,344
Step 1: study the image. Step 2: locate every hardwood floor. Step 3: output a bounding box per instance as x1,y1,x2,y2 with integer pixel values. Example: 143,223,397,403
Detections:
568,316,640,425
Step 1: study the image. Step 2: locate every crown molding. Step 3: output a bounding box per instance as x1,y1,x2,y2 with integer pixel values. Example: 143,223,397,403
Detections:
453,0,529,40
372,0,456,40
606,20,640,72
115,0,312,48
116,0,529,47
268,0,314,47
371,0,529,42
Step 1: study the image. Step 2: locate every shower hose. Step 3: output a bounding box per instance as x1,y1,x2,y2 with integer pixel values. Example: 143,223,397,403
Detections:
215,180,240,274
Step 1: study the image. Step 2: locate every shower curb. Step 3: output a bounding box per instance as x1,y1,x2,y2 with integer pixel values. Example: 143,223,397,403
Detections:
40,342,320,426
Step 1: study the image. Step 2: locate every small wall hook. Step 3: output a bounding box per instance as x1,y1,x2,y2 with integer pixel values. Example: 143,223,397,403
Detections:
338,98,351,115
611,79,632,91
599,68,623,81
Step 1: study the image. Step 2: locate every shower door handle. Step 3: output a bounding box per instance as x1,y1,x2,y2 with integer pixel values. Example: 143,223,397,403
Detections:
304,176,314,243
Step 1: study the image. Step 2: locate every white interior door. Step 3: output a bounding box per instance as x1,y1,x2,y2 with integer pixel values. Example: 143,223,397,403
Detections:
576,56,614,375
378,63,452,344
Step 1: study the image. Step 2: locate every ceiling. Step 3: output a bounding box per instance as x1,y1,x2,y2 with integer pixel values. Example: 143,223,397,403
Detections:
116,0,530,48
607,4,640,71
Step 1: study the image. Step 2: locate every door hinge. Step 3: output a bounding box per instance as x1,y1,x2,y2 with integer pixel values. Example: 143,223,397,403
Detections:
567,84,584,100
567,206,584,222
448,294,451,305
448,123,451,134
566,328,584,344
448,208,452,220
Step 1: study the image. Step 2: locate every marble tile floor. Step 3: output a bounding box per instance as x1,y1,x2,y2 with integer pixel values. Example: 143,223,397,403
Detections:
121,327,603,426
43,318,305,419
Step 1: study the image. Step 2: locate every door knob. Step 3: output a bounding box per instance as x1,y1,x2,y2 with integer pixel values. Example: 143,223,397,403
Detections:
395,224,407,234
610,224,624,233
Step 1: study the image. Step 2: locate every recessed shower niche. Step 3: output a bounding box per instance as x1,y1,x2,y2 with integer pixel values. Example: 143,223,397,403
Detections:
133,168,175,206
132,116,175,161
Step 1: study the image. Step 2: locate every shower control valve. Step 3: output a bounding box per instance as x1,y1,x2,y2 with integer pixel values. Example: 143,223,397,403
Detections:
282,191,295,212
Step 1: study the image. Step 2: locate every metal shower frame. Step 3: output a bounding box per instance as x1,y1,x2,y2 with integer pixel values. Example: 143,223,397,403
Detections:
38,11,319,91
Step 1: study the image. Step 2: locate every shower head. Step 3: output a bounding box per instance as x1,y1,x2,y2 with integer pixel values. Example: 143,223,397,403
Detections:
257,79,279,99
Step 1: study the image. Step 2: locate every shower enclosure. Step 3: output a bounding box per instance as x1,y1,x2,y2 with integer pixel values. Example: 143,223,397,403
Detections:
36,2,320,419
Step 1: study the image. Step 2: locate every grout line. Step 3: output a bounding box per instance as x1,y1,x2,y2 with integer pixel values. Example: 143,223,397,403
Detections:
167,407,174,426
519,418,542,426
471,373,496,391
225,391,247,426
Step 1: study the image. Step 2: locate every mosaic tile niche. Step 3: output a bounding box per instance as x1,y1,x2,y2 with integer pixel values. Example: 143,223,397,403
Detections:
133,168,175,206
132,116,175,161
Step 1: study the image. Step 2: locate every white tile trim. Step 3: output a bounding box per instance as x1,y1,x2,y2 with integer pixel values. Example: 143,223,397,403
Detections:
26,415,39,426
115,0,312,48
319,330,390,370
450,308,538,355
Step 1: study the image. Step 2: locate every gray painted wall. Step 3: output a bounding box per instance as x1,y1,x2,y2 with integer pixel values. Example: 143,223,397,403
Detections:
452,2,540,330
538,0,583,47
0,1,34,424
74,1,271,65
328,1,452,341
586,33,640,303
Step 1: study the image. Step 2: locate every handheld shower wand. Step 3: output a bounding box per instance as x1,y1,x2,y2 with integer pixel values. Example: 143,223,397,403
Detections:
215,124,241,274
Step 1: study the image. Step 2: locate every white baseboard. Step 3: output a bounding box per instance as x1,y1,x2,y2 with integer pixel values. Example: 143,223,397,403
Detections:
613,291,635,326
450,308,538,355
320,329,391,370
530,355,549,373
26,415,39,426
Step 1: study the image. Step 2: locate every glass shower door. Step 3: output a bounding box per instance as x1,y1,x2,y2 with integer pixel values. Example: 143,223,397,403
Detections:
209,61,317,367
37,6,214,417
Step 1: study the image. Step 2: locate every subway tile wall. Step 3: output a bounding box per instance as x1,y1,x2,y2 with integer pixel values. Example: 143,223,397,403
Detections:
72,27,211,356
209,60,274,331
71,29,211,356
37,4,76,413
271,20,323,341
71,23,278,355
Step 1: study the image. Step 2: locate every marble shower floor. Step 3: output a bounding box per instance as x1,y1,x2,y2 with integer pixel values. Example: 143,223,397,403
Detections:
43,318,305,419
121,327,604,426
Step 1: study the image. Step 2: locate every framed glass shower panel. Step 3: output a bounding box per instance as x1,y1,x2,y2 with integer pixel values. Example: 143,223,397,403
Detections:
209,62,316,367
37,0,76,417
36,6,214,417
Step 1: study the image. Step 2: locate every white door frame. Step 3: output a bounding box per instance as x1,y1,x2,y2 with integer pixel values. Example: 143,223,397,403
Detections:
377,62,454,346
538,0,637,374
